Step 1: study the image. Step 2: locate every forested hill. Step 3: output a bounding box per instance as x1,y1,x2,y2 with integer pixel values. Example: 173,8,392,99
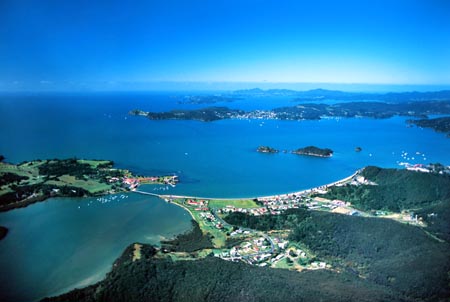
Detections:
44,209,450,302
340,165,450,211
43,243,400,302
131,100,450,122
224,208,450,301
43,166,450,302
408,116,450,137
324,166,450,242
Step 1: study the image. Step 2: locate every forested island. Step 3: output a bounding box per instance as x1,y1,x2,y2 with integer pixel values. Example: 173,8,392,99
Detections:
130,100,450,122
292,146,333,157
0,158,178,211
407,116,450,137
129,107,245,122
45,166,450,302
257,146,279,153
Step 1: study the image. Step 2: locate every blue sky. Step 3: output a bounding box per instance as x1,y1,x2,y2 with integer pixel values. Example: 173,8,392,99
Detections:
0,0,449,91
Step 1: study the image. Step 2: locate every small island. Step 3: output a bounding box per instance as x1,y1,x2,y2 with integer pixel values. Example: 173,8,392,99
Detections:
257,146,279,153
0,158,178,212
292,146,333,157
0,226,8,240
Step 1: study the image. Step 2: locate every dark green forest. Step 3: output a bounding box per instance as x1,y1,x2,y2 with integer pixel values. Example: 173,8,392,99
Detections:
224,208,310,231
324,166,450,212
323,166,450,242
43,167,450,302
161,220,214,252
293,146,333,157
43,244,401,302
225,209,450,301
37,159,116,180
408,116,450,136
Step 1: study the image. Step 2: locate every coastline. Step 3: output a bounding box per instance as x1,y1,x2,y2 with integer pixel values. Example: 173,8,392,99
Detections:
149,169,361,202
0,159,178,212
292,152,333,158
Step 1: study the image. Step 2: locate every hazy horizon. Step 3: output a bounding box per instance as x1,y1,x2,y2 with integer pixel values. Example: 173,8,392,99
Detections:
2,81,450,94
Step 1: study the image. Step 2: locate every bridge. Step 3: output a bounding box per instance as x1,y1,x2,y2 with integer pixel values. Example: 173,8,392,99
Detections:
133,169,362,202
133,190,162,198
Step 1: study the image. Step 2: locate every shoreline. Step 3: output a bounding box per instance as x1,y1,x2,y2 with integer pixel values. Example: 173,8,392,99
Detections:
140,169,361,202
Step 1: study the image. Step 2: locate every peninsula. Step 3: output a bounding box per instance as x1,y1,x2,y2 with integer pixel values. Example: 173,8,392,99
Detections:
129,107,245,122
130,99,450,123
0,158,178,211
407,116,450,137
292,146,333,157
44,165,450,302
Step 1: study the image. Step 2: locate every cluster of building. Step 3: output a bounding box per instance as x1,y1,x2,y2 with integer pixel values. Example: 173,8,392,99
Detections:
187,199,209,211
216,235,289,266
198,211,224,229
178,196,332,271
404,163,450,174
122,177,140,190
216,234,328,270
234,110,279,120
218,205,268,216
119,175,180,191
213,193,358,218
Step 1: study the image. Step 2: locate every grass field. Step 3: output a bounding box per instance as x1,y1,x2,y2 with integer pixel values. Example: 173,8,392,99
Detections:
171,199,230,248
190,209,228,247
77,159,112,168
45,175,112,194
208,199,259,209
273,257,293,269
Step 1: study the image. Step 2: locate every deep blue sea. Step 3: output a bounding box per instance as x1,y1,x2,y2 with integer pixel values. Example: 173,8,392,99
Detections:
1,92,450,301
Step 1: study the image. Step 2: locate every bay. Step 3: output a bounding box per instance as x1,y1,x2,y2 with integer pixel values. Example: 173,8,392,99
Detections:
0,194,191,302
1,92,450,301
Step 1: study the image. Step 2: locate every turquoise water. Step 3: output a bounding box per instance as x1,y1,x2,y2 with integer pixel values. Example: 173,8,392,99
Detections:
0,194,191,302
1,92,450,301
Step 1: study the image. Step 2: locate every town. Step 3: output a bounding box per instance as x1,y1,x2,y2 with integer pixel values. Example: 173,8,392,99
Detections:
156,167,433,271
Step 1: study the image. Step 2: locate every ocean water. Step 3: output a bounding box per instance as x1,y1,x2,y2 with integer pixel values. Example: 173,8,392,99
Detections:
1,92,450,301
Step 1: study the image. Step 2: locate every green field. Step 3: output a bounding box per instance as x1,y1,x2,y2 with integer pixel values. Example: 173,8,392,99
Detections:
76,159,112,168
0,159,125,210
171,199,230,247
208,198,258,209
45,175,112,194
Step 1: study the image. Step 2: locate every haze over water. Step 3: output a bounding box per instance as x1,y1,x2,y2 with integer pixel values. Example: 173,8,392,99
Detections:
1,92,450,301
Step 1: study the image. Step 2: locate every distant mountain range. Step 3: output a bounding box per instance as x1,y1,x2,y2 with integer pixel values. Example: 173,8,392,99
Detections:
230,88,450,102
